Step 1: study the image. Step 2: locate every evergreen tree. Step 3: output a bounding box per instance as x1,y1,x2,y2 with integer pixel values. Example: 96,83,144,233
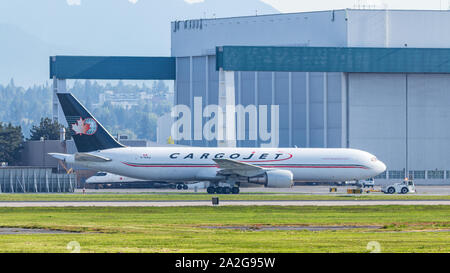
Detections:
0,123,24,165
152,80,169,99
28,117,71,141
136,113,157,140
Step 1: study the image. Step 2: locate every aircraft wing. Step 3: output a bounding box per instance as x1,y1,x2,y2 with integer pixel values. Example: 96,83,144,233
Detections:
213,158,266,177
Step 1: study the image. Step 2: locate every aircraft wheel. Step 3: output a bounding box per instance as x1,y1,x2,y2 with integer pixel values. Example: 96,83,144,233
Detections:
176,184,183,190
183,184,188,190
216,187,223,194
223,187,231,194
231,187,240,194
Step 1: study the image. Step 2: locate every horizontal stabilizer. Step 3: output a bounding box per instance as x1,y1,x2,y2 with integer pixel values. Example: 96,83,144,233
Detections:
74,153,111,162
48,153,73,162
49,152,110,163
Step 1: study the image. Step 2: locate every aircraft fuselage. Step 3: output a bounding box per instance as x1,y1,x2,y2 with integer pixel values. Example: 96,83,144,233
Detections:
66,147,386,183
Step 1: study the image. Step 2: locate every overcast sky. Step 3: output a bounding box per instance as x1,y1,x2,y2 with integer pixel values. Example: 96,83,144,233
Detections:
66,0,450,11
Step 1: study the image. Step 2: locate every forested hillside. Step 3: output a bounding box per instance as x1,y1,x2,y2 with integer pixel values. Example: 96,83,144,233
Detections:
0,80,173,141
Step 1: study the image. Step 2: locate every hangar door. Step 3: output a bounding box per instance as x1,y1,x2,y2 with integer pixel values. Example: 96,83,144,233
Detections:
348,73,450,183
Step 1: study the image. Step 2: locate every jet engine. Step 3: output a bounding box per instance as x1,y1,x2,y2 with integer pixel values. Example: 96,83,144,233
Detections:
247,170,293,188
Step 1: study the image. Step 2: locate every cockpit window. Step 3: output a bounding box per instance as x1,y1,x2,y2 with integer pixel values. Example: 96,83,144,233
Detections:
96,172,107,176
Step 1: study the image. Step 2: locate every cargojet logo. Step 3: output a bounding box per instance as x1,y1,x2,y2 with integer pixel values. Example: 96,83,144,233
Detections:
71,117,98,135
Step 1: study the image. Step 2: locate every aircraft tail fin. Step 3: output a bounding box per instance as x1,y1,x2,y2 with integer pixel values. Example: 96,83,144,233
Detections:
57,93,124,152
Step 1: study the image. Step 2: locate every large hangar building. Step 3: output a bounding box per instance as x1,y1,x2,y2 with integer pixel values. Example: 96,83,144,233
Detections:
171,9,450,183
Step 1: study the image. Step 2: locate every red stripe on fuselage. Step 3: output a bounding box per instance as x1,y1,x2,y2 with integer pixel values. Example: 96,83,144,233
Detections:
121,162,368,169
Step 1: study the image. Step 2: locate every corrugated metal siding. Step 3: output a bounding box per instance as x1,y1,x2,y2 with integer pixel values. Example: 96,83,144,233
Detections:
292,72,308,148
178,54,344,148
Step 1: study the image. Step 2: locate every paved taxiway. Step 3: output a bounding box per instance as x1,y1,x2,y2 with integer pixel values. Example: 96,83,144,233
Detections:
1,200,450,207
78,185,450,195
2,186,450,207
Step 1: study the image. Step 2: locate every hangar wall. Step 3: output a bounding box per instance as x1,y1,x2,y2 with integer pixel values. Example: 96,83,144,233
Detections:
175,55,344,148
173,10,348,148
171,10,348,57
172,9,450,57
347,10,450,47
348,73,450,182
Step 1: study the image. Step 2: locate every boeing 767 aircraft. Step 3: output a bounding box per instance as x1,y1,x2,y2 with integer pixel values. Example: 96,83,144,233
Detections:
50,93,386,194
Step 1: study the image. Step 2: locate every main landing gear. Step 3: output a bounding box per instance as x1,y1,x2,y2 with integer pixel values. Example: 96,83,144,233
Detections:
207,186,240,194
176,183,188,190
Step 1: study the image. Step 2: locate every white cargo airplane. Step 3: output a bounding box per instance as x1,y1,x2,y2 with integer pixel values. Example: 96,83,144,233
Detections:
50,93,386,194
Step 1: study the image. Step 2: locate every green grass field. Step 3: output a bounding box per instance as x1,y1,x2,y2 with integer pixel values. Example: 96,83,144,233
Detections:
0,192,450,201
0,205,449,253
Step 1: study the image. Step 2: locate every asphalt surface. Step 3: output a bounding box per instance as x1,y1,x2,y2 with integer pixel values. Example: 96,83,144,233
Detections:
1,186,449,207
77,185,450,195
1,200,450,207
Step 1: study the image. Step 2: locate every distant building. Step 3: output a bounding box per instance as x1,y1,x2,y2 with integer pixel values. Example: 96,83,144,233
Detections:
21,140,66,170
94,90,153,109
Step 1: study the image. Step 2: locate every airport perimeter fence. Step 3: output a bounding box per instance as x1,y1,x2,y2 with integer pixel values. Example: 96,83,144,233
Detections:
0,167,76,193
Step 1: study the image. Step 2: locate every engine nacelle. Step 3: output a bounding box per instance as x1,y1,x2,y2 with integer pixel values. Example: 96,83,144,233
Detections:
247,170,293,188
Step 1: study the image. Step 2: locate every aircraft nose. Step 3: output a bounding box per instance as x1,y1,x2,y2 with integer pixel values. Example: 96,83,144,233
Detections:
376,161,387,174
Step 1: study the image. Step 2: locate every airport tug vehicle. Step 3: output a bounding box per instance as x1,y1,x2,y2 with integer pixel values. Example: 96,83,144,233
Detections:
381,178,416,194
